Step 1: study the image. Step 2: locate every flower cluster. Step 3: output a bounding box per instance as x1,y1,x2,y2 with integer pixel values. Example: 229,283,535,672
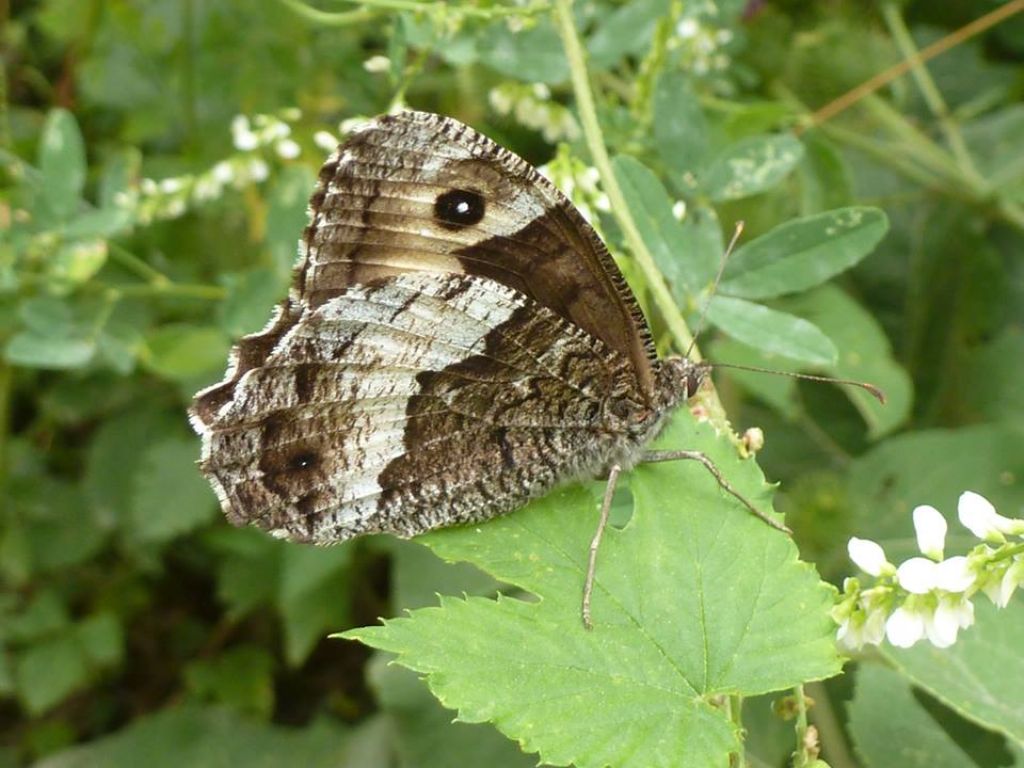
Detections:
536,145,609,229
669,5,734,76
488,83,580,143
833,491,1024,651
114,110,303,225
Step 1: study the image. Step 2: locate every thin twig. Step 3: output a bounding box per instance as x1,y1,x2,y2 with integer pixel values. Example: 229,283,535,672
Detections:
799,0,1024,131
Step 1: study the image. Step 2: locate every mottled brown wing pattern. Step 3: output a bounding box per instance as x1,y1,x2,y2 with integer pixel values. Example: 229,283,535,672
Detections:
191,111,688,544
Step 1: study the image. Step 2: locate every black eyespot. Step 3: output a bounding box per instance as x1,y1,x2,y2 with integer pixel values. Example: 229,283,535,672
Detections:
434,189,485,229
288,451,319,471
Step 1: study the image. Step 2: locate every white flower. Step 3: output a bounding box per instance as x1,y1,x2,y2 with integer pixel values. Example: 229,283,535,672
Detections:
913,505,946,560
991,559,1024,608
159,177,184,194
896,557,938,594
837,606,886,652
886,606,925,648
672,200,687,220
247,158,269,183
848,538,891,577
676,18,699,38
275,139,301,159
231,115,259,151
313,131,338,152
212,161,234,184
958,491,1024,542
933,555,975,593
924,596,973,648
363,55,391,73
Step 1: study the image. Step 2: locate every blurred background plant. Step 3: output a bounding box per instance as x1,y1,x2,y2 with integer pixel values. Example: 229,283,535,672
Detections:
1,1,1023,766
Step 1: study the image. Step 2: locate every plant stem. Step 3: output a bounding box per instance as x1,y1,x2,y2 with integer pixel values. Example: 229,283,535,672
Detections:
806,681,858,768
551,0,694,354
800,0,1024,130
277,0,379,26
792,684,811,766
880,2,984,189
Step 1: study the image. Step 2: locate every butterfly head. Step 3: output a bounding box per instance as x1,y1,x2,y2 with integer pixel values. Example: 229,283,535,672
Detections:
657,356,711,406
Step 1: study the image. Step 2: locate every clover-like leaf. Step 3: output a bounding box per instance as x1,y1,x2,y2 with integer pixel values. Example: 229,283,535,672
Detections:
706,296,838,366
345,414,841,768
720,207,888,300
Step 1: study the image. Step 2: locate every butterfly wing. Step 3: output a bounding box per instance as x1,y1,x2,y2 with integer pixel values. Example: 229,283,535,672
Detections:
191,111,674,542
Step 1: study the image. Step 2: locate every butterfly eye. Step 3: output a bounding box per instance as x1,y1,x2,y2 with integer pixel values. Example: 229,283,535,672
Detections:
434,189,485,229
288,451,319,471
684,369,702,399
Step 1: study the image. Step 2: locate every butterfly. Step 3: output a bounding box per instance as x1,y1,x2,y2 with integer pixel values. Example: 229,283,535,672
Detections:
190,110,730,560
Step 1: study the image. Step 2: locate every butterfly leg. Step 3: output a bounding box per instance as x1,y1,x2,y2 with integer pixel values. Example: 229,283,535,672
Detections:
641,450,792,535
581,463,621,630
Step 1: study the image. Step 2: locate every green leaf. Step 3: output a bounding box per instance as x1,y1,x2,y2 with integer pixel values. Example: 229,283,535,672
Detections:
587,0,671,67
884,599,1024,743
798,133,853,214
847,424,1024,564
265,165,316,276
344,414,841,768
52,239,109,284
144,324,230,383
34,705,349,768
478,20,569,85
720,208,888,300
848,664,1024,768
130,436,215,543
964,327,1024,425
5,590,70,644
204,527,284,618
369,656,539,768
4,333,95,369
706,296,838,365
701,135,805,202
75,612,123,668
219,268,287,337
653,71,709,180
612,155,706,296
773,286,912,437
277,544,353,666
38,109,87,221
14,634,90,715
62,208,133,239
185,646,275,718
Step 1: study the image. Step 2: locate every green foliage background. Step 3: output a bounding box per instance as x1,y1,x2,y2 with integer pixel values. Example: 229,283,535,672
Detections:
2,0,1023,766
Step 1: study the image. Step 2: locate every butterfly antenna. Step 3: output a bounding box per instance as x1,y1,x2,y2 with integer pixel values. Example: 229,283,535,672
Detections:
709,362,887,404
685,221,744,360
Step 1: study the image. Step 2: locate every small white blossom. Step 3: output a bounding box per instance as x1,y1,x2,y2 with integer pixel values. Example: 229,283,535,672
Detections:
275,139,301,159
213,161,234,184
231,115,259,151
848,538,891,577
248,158,269,183
672,200,687,220
676,18,699,38
159,177,184,194
933,556,975,592
993,559,1024,607
959,491,1024,541
363,55,391,73
896,557,938,594
886,606,925,648
912,504,947,560
314,131,338,152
